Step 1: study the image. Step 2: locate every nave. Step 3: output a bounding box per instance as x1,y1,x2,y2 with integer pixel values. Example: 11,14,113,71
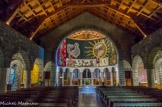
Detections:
1,85,162,107
79,86,103,107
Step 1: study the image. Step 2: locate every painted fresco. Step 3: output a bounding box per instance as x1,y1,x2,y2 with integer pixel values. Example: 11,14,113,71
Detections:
66,57,109,67
85,38,117,65
57,40,66,67
59,37,117,67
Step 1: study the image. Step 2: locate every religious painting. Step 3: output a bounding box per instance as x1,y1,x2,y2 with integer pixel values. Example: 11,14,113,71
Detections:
93,40,107,58
67,43,80,58
57,40,66,67
9,65,16,85
138,63,147,83
85,38,117,65
66,42,80,67
85,39,108,58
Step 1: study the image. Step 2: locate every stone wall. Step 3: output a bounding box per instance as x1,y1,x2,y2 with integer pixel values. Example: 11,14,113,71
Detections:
40,12,137,65
131,28,162,68
0,21,45,92
0,21,44,69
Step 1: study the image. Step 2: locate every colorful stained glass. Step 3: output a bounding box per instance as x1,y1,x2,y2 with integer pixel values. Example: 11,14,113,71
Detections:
31,64,39,83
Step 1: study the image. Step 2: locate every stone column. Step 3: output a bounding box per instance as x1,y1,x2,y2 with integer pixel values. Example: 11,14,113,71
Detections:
25,70,31,88
80,72,83,86
147,69,155,88
62,72,64,86
56,70,58,86
115,68,119,86
0,68,7,93
101,72,104,82
50,63,55,86
118,61,126,86
70,72,73,85
91,72,94,86
110,72,113,86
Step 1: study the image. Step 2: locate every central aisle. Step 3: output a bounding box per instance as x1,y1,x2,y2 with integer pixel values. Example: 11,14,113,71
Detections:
78,86,103,107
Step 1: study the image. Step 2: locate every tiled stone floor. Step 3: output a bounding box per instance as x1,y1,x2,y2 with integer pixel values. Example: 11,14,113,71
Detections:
78,86,104,107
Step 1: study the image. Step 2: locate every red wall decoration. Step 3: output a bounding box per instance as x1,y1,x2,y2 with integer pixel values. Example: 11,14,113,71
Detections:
57,40,66,67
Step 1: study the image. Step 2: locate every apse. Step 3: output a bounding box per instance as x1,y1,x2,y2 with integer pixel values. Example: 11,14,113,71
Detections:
55,30,119,86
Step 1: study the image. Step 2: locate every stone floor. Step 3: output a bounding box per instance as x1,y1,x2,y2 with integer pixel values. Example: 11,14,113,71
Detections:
78,86,104,107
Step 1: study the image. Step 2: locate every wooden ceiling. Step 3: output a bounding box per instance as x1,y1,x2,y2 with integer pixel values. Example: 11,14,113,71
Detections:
1,0,162,42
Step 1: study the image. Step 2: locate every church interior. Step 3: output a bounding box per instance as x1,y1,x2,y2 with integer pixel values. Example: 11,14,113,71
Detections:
0,0,162,106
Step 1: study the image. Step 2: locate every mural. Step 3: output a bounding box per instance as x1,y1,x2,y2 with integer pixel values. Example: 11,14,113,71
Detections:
57,40,66,67
58,37,117,67
67,42,80,67
67,43,80,58
85,38,117,65
66,57,109,67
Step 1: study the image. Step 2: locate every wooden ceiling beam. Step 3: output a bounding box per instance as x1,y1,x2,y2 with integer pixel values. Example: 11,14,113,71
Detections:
36,0,47,16
30,5,70,39
24,1,37,16
69,3,106,8
49,1,56,12
149,6,161,17
17,11,28,21
27,0,161,40
6,8,19,25
136,0,149,16
127,0,137,13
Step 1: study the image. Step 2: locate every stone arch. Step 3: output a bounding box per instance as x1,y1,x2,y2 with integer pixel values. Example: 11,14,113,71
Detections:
94,68,100,78
155,58,162,84
44,61,55,86
9,60,23,91
30,58,44,86
73,68,80,85
123,60,132,70
34,58,44,76
54,28,120,70
64,68,70,85
7,51,29,90
103,68,110,85
132,55,146,86
11,50,30,71
83,69,91,78
93,68,101,85
147,47,161,69
146,47,161,88
153,50,162,85
73,68,80,80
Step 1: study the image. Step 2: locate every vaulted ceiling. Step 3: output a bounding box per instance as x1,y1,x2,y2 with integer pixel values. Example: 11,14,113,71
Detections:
0,0,162,42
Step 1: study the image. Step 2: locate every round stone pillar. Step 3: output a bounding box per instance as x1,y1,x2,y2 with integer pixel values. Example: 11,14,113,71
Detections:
62,72,64,86
110,72,114,86
80,72,83,86
147,69,155,88
91,72,94,86
25,70,31,88
70,72,73,86
0,68,7,93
